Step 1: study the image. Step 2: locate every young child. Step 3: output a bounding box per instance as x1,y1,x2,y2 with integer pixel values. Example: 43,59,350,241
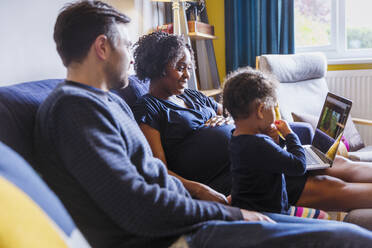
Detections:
223,67,306,215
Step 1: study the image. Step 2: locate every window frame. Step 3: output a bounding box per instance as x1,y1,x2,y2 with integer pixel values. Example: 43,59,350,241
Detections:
295,0,372,62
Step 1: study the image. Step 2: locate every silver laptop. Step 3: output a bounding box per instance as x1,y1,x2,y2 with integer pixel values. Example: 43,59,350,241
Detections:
304,92,352,170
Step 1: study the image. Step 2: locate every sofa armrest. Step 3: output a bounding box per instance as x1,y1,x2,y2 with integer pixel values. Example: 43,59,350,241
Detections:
289,122,314,145
352,117,372,126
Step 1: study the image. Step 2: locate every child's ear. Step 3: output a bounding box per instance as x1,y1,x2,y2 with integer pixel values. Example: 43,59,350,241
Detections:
257,103,265,119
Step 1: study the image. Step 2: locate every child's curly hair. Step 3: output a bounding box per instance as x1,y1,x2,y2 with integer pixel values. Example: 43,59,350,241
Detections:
223,67,278,120
133,31,194,80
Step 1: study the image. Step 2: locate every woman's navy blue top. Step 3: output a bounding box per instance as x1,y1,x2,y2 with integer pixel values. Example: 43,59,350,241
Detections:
133,89,233,194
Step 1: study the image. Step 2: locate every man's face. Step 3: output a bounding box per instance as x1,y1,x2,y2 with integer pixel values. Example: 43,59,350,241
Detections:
105,23,132,90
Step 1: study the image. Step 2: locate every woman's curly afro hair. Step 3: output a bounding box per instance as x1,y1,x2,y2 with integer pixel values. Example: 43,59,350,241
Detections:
133,31,194,80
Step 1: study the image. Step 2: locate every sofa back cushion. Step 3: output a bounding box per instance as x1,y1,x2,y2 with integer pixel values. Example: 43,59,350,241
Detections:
113,75,150,108
0,79,63,165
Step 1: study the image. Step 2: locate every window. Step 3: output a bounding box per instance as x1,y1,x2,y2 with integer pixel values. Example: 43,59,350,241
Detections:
346,0,372,50
295,0,372,61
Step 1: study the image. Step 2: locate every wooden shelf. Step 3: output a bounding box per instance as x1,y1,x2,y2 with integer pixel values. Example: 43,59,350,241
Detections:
200,88,222,97
188,32,217,40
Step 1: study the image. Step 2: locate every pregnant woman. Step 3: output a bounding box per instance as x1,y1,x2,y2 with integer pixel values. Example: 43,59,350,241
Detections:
132,31,233,204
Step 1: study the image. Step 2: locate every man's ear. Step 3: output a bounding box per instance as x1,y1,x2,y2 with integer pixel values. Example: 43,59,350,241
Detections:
257,103,265,119
94,34,110,61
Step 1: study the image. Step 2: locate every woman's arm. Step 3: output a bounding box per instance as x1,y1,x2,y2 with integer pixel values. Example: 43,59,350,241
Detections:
139,123,228,204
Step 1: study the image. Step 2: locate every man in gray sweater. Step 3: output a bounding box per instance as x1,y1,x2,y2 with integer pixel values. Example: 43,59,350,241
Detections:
34,1,372,247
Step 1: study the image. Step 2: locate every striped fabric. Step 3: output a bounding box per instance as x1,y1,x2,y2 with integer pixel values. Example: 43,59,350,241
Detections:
289,206,330,220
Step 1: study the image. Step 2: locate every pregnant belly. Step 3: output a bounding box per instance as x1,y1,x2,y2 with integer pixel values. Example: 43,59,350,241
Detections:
167,124,234,184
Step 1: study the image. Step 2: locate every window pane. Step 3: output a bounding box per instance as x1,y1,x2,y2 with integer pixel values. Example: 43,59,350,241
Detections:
346,0,372,50
294,0,331,47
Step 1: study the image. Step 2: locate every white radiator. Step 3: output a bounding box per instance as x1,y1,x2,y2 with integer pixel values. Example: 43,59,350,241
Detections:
326,69,372,146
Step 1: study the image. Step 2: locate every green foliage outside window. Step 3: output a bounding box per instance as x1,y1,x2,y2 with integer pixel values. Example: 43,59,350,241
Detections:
347,28,372,49
295,11,330,47
294,0,331,47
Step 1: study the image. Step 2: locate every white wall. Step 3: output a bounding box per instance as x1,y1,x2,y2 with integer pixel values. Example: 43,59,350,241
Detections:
0,0,163,86
0,0,68,86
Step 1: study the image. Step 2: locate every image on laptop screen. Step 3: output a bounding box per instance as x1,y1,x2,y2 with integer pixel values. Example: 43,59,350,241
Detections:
312,93,352,161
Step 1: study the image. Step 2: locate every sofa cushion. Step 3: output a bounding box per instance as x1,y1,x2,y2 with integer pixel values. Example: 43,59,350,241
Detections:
289,122,314,145
0,79,63,165
0,141,90,247
348,146,372,162
113,75,150,108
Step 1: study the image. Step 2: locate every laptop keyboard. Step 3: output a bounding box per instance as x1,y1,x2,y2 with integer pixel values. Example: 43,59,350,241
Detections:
305,148,319,165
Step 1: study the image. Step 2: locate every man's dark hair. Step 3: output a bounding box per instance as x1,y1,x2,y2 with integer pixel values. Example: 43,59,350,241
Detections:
54,0,130,66
223,67,278,120
133,31,194,80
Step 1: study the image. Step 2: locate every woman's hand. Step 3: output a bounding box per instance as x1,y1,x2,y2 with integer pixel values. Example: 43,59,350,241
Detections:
189,181,228,204
205,116,234,127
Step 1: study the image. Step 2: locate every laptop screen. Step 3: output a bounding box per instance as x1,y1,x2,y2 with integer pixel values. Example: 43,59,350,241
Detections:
312,92,352,161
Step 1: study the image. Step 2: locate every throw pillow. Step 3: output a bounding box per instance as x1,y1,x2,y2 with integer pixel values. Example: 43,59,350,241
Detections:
291,112,365,152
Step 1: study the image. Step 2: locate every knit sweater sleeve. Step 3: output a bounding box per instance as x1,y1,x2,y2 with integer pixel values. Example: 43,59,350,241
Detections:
254,134,306,176
50,94,242,238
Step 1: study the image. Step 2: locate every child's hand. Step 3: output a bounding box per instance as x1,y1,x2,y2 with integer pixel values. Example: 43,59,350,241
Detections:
264,124,280,144
274,120,292,137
